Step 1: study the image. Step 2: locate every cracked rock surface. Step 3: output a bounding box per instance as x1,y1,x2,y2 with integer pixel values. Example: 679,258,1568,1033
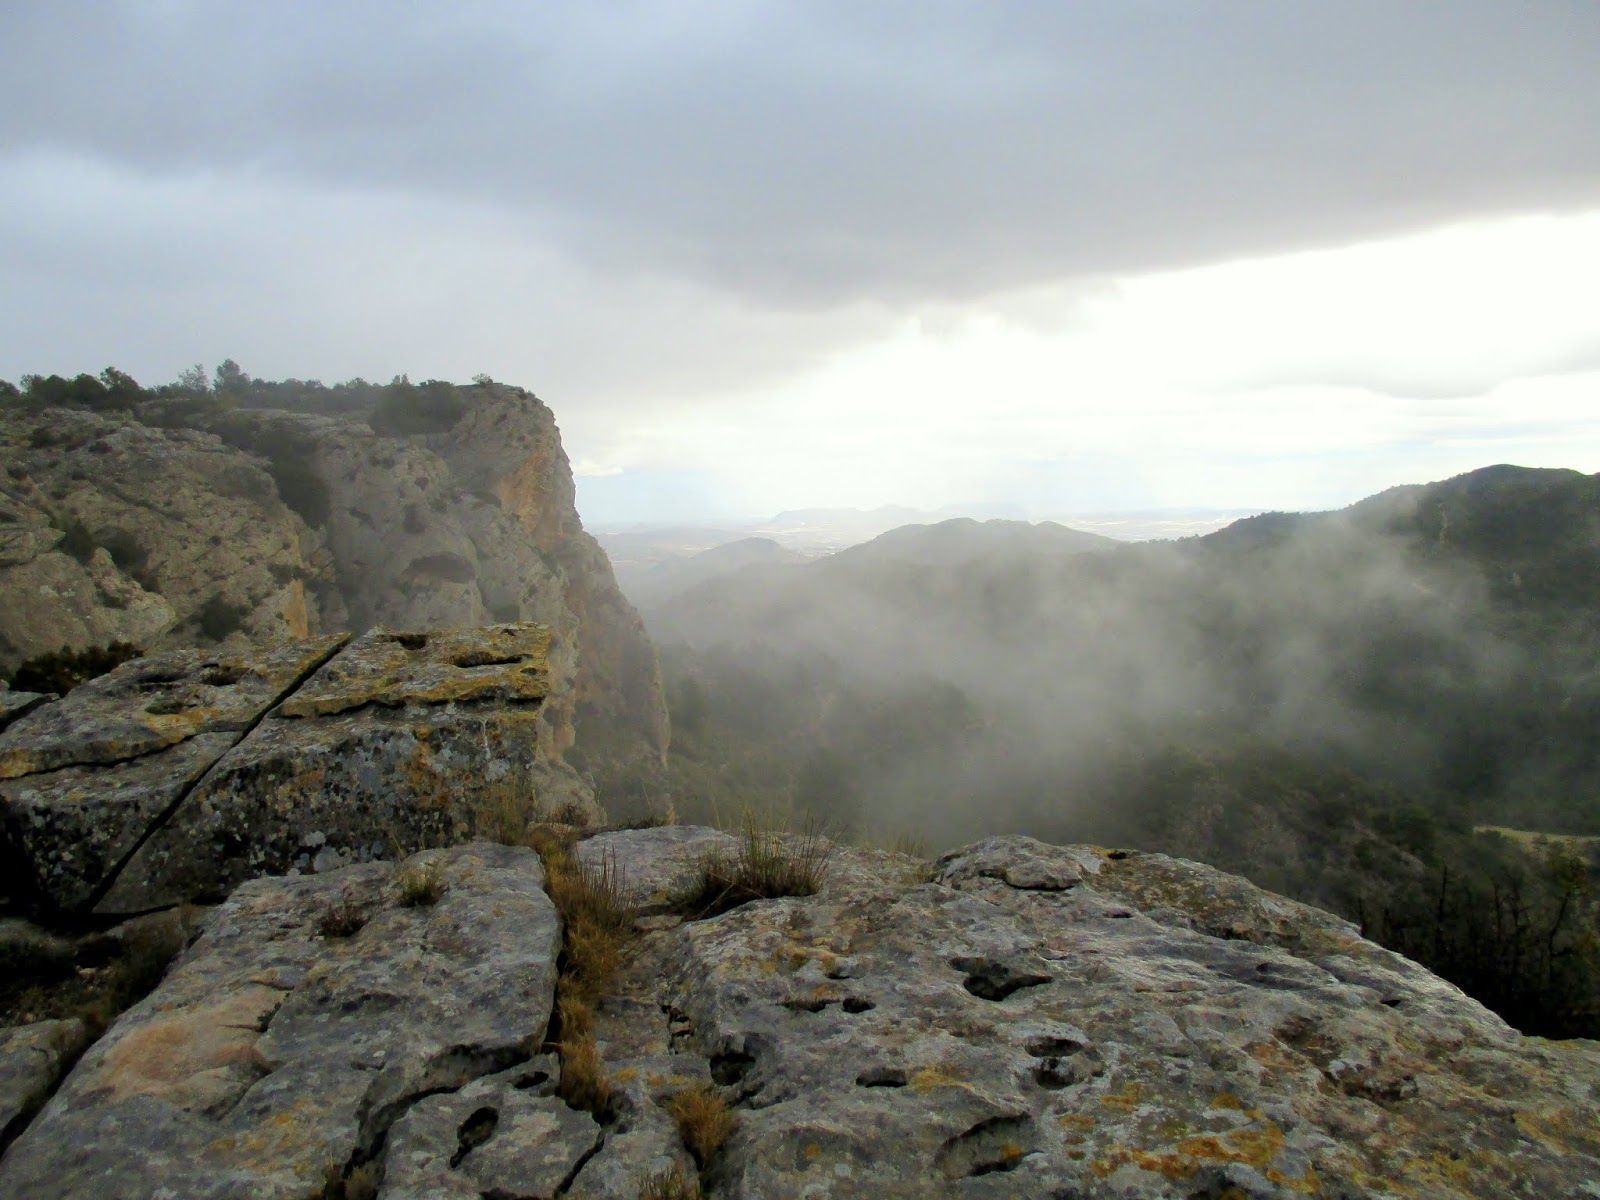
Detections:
0,626,597,916
4,828,1599,1199
575,828,1600,1199
0,842,561,1200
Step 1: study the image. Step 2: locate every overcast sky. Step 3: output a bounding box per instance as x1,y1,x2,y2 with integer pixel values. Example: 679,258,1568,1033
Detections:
4,2,1599,525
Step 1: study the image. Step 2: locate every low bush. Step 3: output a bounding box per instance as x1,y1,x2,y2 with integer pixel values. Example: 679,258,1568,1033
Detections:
9,641,143,694
198,594,250,640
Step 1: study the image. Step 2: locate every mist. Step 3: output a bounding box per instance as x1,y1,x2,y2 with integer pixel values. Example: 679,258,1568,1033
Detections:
640,472,1597,901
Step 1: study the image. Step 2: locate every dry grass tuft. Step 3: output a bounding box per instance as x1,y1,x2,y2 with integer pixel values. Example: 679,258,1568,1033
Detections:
474,778,539,845
317,890,369,938
321,1159,380,1200
393,856,447,907
666,1082,738,1166
678,813,831,919
530,825,634,1118
638,1164,702,1200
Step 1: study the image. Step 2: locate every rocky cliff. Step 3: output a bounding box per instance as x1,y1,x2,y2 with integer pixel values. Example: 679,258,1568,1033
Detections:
1,827,1597,1198
0,384,668,804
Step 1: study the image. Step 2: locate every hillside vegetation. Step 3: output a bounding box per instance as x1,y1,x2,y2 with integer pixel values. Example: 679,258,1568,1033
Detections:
647,466,1600,1037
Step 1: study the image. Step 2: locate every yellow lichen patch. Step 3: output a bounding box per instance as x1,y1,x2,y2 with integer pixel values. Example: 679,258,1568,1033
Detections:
803,1142,822,1161
99,985,280,1104
909,1065,967,1094
1098,1083,1142,1112
1513,1107,1584,1154
1057,1113,1095,1130
1246,1039,1300,1073
1174,1122,1285,1168
1210,1091,1247,1110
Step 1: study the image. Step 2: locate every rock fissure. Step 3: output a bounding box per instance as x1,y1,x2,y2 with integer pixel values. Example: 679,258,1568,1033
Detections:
83,634,348,912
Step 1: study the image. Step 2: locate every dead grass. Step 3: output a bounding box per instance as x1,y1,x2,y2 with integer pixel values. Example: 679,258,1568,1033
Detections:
393,856,447,907
474,778,538,845
677,813,831,919
530,825,634,1118
317,890,369,938
666,1082,738,1166
322,1159,381,1200
638,1164,702,1200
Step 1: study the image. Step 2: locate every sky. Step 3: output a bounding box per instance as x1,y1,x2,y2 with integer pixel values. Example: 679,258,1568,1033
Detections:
3,2,1599,526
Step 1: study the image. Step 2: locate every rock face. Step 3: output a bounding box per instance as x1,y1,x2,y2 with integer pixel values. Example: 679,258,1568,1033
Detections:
0,625,597,916
0,842,568,1200
4,829,1599,1198
0,385,668,806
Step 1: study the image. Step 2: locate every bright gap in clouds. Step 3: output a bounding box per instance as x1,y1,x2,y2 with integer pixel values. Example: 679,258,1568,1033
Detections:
576,211,1600,522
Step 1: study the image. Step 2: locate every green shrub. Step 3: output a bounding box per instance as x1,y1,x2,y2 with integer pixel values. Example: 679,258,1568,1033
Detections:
9,642,143,694
198,595,249,640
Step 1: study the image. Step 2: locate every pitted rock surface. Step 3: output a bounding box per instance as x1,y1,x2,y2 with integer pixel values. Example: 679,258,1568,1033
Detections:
101,625,597,913
0,626,599,915
0,636,347,779
0,843,560,1200
573,829,1600,1199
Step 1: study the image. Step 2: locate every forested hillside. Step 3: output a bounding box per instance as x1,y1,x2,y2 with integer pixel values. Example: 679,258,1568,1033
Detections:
648,467,1600,1036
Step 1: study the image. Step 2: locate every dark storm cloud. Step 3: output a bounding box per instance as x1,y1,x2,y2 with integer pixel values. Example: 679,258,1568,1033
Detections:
4,1,1598,308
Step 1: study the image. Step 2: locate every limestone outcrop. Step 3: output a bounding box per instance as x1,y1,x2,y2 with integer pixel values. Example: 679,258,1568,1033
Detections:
0,625,598,916
3,828,1597,1198
0,384,668,806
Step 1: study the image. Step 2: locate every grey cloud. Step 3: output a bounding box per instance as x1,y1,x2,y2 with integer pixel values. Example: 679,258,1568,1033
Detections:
4,1,1598,308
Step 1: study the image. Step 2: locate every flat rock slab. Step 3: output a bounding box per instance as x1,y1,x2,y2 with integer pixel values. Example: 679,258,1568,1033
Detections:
579,825,736,915
0,626,597,915
0,636,347,778
101,626,589,913
0,842,561,1200
0,1019,88,1151
381,1061,602,1200
0,691,47,735
277,623,551,717
580,829,1600,1199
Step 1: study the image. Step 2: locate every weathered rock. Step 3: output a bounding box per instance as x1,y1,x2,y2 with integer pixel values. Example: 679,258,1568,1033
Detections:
0,627,599,915
572,828,1600,1199
0,408,323,672
380,1061,602,1200
577,824,735,916
0,1020,88,1151
0,637,347,912
0,843,561,1200
1,386,670,813
0,690,46,734
101,625,600,913
3,734,238,912
0,636,347,779
7,829,1600,1197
